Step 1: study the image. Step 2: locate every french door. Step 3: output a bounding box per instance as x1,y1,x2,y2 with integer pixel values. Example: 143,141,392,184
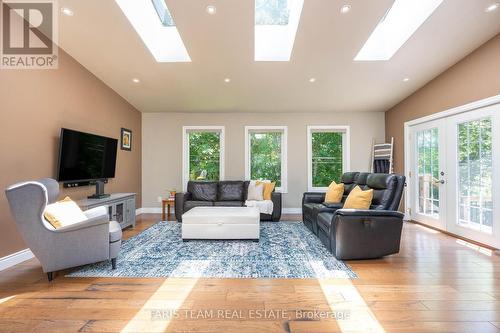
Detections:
410,120,447,230
409,103,500,248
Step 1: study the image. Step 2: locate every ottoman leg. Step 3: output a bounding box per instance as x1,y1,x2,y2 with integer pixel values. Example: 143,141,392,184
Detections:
111,258,117,270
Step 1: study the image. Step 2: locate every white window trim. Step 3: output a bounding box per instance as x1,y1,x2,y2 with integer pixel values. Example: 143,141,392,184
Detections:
307,125,350,192
182,126,225,191
244,126,288,193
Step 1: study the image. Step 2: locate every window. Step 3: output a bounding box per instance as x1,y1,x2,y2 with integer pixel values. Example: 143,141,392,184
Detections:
245,126,288,192
182,126,224,190
307,126,350,191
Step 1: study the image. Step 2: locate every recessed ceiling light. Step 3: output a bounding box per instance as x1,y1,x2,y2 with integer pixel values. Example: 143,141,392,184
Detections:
224,78,231,83
309,78,316,83
355,0,443,61
61,7,74,16
485,3,499,12
206,5,217,15
132,78,141,83
403,77,410,82
340,5,351,14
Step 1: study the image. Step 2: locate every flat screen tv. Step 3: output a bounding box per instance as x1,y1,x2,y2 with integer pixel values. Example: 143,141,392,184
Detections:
57,128,118,183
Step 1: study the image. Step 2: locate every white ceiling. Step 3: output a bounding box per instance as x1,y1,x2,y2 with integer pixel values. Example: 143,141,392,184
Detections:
58,0,500,113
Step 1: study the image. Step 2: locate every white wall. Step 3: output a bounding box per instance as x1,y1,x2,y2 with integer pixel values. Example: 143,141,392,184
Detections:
142,112,385,209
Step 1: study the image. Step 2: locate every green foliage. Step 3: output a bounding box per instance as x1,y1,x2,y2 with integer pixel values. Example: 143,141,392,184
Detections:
311,132,343,187
250,132,282,186
188,132,220,181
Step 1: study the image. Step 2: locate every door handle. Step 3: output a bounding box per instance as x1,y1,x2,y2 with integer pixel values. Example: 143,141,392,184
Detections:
434,179,445,184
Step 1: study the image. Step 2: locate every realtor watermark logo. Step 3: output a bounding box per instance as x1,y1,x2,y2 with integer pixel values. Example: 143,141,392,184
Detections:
1,0,58,69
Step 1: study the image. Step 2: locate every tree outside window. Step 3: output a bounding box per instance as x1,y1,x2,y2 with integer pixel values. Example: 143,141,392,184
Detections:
188,132,221,181
249,132,282,187
311,132,343,187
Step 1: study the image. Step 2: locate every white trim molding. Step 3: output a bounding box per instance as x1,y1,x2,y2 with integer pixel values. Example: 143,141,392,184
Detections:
403,93,500,222
182,126,225,191
244,126,288,193
0,249,34,272
282,208,302,214
306,125,351,192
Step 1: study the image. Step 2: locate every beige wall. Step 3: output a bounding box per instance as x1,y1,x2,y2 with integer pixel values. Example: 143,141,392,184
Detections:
0,49,142,258
386,33,500,174
142,112,385,209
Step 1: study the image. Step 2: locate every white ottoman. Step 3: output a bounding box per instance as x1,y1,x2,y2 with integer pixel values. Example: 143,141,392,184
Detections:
182,207,260,240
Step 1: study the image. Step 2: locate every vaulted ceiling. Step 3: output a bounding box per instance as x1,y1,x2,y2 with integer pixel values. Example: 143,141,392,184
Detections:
58,0,500,113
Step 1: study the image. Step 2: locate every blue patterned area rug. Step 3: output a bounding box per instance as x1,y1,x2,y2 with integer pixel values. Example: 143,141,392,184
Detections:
67,222,357,279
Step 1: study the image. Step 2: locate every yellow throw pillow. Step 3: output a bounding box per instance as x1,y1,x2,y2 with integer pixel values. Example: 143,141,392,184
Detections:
343,186,373,209
256,181,276,200
325,181,344,203
44,196,87,229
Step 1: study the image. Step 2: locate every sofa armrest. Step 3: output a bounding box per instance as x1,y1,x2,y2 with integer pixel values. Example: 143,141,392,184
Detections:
271,192,282,222
334,209,404,219
330,209,404,260
302,192,325,205
83,206,109,220
175,192,192,222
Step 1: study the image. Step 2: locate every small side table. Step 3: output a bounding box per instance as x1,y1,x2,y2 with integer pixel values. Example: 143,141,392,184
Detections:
162,198,175,221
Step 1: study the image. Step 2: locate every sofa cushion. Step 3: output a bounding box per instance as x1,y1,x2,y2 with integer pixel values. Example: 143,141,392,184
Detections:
367,173,397,210
247,181,264,201
214,201,243,207
343,186,373,209
188,181,218,201
184,200,214,211
325,181,344,203
218,181,244,201
256,181,276,200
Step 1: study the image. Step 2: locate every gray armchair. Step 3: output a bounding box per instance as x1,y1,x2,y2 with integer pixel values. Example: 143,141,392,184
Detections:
5,178,122,281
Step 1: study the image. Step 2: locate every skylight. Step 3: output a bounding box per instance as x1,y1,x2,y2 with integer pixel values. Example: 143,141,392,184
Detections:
254,0,304,61
354,0,443,61
151,0,174,27
116,0,191,62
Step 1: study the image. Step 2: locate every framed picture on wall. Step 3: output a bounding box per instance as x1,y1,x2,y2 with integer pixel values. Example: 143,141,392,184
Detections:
121,128,132,151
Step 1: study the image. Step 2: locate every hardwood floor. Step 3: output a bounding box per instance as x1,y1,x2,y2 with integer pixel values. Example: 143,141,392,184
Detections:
1,214,500,332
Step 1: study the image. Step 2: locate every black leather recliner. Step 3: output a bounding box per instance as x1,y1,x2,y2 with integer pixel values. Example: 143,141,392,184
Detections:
302,172,405,260
175,181,282,222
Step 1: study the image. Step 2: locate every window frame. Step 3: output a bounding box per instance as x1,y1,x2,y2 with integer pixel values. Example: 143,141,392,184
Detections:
182,126,225,191
244,126,288,193
307,125,350,192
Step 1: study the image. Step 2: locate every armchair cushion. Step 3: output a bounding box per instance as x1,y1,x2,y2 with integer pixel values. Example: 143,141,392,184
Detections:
44,197,87,229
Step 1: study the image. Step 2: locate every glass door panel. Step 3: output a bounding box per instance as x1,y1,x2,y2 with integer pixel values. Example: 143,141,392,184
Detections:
410,120,446,230
457,117,493,234
416,128,440,217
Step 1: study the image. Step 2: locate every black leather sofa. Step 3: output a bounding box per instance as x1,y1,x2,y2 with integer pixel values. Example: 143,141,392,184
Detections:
302,172,405,260
175,181,282,222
